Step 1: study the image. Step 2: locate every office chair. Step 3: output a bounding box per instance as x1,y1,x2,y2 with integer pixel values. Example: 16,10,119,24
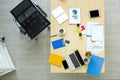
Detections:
10,0,50,39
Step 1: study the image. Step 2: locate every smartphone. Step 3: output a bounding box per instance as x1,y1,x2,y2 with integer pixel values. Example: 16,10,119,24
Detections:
62,60,69,69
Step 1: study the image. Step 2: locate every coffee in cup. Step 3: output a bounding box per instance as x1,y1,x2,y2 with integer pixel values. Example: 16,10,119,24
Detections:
58,28,66,36
83,57,90,64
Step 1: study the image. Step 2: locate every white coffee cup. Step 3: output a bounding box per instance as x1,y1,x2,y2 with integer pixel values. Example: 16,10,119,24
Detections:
83,57,90,65
58,28,66,36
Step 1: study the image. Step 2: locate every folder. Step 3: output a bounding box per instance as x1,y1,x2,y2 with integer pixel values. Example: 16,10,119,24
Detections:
52,38,65,49
86,55,104,76
48,53,64,67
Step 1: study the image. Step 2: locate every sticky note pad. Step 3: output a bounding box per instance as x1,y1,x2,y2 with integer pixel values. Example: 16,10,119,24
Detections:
48,53,64,67
76,28,82,34
86,55,104,76
81,30,86,35
52,38,65,49
81,25,85,30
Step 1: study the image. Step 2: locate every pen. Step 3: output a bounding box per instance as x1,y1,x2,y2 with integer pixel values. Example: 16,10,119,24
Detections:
50,34,57,37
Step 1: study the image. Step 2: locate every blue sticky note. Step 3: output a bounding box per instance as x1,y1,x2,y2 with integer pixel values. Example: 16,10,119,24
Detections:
52,38,65,49
86,55,104,76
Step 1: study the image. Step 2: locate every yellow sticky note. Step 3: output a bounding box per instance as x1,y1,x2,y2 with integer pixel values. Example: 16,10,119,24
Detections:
76,29,82,34
48,53,64,67
81,30,86,35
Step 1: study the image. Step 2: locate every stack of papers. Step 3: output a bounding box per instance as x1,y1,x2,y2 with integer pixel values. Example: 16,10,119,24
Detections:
52,6,68,24
86,22,104,54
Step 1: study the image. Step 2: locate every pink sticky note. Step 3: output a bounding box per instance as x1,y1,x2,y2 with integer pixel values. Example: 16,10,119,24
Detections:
81,25,85,30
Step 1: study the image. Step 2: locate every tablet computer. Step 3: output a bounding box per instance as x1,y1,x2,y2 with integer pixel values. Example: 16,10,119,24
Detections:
90,10,100,18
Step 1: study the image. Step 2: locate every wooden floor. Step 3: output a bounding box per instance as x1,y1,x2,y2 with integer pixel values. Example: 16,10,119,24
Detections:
0,0,120,80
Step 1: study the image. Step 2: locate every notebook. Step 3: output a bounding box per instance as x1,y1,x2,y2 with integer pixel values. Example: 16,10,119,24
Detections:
52,6,68,24
52,38,65,49
52,6,64,18
86,55,104,76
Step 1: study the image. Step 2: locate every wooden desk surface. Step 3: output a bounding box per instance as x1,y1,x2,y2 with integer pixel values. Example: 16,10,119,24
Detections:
50,0,105,73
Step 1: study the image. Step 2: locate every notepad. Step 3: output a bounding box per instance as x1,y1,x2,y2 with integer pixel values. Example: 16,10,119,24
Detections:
48,53,64,67
52,38,65,49
86,55,104,76
52,6,64,18
52,6,68,24
56,13,68,24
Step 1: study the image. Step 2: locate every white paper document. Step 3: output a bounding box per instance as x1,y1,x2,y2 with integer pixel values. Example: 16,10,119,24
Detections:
86,22,99,36
86,22,104,54
91,24,104,41
87,37,92,52
69,8,80,24
87,38,104,54
52,6,68,24
91,41,104,54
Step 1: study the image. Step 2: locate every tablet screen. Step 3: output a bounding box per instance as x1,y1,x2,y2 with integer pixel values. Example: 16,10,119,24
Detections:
90,10,99,18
